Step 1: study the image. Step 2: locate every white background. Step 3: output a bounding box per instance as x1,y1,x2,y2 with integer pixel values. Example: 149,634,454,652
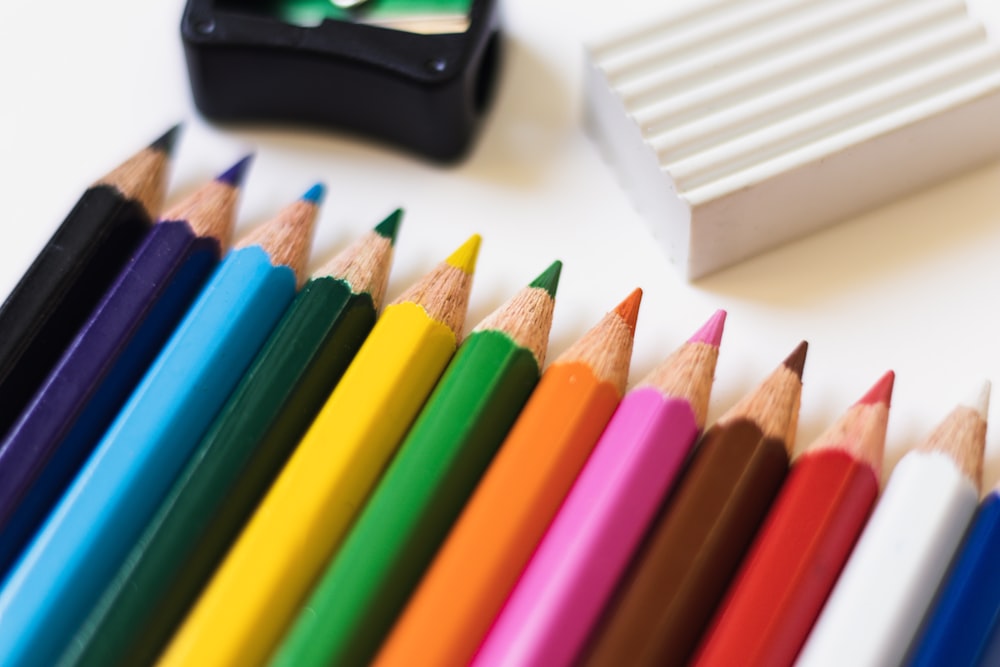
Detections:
1,0,999,487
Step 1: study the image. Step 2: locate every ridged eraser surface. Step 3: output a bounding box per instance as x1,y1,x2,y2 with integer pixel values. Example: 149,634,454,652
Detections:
584,0,1000,279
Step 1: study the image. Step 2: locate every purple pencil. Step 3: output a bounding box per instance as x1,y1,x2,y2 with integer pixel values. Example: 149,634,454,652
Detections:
0,157,249,577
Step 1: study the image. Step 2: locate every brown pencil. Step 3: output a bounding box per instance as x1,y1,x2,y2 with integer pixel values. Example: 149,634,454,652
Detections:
582,342,807,667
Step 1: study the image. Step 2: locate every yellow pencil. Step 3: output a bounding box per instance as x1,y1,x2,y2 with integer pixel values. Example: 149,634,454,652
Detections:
156,234,480,667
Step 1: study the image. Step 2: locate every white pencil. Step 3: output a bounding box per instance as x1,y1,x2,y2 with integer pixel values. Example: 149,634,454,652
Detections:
794,381,990,667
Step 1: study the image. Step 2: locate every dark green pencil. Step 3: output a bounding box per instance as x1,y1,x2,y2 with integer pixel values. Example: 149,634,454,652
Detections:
56,210,401,667
271,260,561,667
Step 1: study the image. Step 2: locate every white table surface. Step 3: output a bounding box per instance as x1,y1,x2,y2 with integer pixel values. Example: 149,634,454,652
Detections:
2,0,999,487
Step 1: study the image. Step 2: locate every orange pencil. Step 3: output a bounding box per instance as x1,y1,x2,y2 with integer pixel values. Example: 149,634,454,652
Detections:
373,289,642,667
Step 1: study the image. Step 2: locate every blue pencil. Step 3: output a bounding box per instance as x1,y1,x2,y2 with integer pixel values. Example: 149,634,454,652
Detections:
906,490,1000,667
0,157,249,579
0,185,321,667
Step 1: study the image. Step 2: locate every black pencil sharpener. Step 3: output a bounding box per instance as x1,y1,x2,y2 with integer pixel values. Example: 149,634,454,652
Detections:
181,0,501,162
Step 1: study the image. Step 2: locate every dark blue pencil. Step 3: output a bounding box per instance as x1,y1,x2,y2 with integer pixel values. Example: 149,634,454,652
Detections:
906,490,1000,667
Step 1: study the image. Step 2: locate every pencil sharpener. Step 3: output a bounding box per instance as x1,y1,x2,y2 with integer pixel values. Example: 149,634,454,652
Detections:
181,0,502,162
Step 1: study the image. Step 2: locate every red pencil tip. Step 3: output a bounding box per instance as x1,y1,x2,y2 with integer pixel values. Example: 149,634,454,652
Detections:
614,288,643,333
856,370,895,407
688,309,726,347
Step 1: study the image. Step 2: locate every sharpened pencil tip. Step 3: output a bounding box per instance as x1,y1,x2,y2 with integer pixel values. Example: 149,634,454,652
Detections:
613,288,643,333
689,309,726,347
150,123,182,155
374,208,403,245
857,370,895,407
446,234,482,275
302,183,325,205
967,379,991,419
529,260,562,298
782,341,808,379
217,154,254,186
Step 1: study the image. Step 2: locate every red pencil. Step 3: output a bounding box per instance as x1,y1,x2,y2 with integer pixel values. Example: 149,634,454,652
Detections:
692,371,894,667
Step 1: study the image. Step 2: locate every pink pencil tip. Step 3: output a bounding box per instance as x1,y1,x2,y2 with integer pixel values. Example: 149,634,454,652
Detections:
857,370,895,407
688,309,726,347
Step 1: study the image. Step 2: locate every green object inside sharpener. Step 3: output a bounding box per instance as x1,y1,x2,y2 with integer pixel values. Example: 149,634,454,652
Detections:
221,0,473,34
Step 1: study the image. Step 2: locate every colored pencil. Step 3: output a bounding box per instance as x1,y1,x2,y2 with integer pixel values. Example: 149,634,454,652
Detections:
57,210,400,667
796,382,989,667
0,126,178,437
582,342,807,667
273,260,561,667
374,288,642,667
0,157,248,578
907,451,1000,667
0,186,319,667
468,310,726,667
692,371,893,667
158,234,480,667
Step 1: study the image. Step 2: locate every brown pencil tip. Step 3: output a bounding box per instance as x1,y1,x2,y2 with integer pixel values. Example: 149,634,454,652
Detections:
783,341,808,379
857,370,895,407
614,288,643,333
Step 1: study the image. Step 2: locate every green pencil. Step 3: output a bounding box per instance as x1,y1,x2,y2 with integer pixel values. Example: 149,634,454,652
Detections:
270,260,561,667
56,210,401,667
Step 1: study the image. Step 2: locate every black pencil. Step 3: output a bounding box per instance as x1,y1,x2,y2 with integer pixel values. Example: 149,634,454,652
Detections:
0,125,179,438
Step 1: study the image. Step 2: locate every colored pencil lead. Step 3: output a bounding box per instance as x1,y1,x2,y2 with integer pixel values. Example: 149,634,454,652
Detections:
159,157,251,248
472,260,561,366
638,309,725,430
95,124,180,218
393,233,480,336
807,370,893,474
373,207,403,243
237,184,321,284
719,340,807,446
916,379,989,490
315,209,401,311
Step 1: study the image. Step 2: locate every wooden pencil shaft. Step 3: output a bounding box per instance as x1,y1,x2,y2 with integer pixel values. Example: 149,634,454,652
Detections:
0,223,221,578
0,247,297,667
583,419,789,667
59,279,373,667
373,359,626,667
0,187,152,437
693,449,879,667
274,330,541,667
906,492,1000,667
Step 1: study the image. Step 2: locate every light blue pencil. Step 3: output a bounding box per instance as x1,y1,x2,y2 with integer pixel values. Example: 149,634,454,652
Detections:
0,185,322,667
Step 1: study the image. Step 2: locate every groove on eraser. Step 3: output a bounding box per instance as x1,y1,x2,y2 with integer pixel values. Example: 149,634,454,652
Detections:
584,0,1000,279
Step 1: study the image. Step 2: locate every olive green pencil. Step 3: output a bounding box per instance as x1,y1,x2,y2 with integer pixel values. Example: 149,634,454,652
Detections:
270,260,560,667
56,210,401,667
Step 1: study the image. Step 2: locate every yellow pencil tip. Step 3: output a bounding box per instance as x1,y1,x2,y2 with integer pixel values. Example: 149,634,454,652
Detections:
445,234,482,275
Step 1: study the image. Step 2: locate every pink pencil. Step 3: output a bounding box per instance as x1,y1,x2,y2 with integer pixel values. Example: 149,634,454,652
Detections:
471,310,726,667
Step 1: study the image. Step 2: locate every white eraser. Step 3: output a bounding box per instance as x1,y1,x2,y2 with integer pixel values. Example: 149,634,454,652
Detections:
584,0,1000,279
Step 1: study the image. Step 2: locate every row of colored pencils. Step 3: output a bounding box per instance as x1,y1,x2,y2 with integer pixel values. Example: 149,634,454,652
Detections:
1,128,998,667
